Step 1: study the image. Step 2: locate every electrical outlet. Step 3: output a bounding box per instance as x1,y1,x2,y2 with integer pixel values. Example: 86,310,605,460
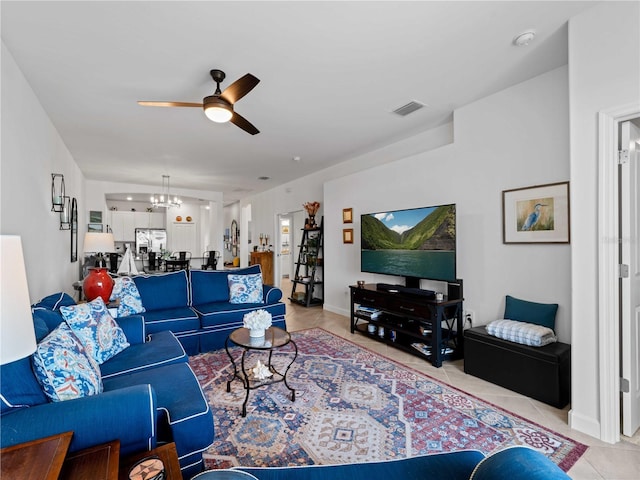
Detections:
463,309,475,328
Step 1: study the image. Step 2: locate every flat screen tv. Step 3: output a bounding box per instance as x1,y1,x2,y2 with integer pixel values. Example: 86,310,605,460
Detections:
361,204,456,285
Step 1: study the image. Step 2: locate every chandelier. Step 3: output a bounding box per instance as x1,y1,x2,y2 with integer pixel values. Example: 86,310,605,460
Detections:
150,175,182,209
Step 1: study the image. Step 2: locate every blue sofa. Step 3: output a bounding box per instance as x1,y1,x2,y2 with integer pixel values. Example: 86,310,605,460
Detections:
124,265,286,354
194,446,570,480
0,293,214,479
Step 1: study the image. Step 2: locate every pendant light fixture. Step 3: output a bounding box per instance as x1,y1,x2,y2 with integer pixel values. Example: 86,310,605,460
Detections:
150,175,182,209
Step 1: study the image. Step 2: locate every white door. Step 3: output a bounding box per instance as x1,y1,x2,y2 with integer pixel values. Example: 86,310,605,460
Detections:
620,120,640,437
171,222,197,254
279,216,292,279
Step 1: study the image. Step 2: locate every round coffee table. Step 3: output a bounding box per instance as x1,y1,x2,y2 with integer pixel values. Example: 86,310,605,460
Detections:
225,326,298,417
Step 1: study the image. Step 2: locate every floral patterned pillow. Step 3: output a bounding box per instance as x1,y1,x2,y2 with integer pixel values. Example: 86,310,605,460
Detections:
31,322,103,402
60,297,130,365
228,273,264,304
110,276,146,317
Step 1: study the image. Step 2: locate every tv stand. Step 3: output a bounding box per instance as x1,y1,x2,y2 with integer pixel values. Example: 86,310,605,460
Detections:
376,283,435,298
350,280,464,367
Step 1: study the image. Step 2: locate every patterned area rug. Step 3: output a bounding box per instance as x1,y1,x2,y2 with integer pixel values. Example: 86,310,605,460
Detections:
189,328,586,471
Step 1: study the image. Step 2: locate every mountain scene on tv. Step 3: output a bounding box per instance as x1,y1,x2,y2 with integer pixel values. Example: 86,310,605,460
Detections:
362,205,455,251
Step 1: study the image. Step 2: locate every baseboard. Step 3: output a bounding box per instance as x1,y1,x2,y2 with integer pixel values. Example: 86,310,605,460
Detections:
322,304,349,317
568,408,603,441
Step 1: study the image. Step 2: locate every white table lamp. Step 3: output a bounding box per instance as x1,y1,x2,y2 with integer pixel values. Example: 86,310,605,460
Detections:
0,235,37,365
84,232,115,267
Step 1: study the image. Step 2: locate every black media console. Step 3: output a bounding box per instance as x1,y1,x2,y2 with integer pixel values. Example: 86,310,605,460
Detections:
349,281,463,368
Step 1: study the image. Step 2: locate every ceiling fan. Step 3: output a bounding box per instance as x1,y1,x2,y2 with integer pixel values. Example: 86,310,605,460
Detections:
138,69,260,135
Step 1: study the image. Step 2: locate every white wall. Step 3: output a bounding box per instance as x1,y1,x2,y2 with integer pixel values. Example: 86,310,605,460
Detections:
324,66,571,342
239,122,454,254
567,1,640,439
1,42,86,301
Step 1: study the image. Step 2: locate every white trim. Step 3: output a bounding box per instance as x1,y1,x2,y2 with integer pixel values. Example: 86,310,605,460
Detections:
598,103,640,444
568,408,601,440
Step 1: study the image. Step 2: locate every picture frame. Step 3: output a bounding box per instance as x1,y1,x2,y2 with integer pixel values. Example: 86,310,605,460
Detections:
343,228,354,244
502,181,570,244
88,223,103,233
342,208,353,223
89,210,102,223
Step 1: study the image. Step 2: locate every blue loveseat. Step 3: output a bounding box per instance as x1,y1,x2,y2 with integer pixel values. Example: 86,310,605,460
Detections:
194,446,571,480
122,265,286,354
0,293,214,479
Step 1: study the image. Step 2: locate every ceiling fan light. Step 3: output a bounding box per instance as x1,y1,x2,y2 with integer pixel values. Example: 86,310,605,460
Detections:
203,95,233,123
205,105,233,123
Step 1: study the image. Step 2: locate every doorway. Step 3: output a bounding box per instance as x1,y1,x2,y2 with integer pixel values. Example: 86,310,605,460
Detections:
598,106,640,443
619,118,640,438
275,210,306,292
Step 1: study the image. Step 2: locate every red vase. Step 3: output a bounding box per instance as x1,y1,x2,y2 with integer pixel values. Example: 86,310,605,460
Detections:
83,267,114,303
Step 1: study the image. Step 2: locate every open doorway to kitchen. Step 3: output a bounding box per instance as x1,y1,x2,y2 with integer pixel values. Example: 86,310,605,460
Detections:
275,210,305,292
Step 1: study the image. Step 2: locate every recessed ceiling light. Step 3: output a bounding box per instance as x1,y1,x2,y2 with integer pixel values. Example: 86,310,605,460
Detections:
126,196,132,201
292,156,301,162
513,31,536,47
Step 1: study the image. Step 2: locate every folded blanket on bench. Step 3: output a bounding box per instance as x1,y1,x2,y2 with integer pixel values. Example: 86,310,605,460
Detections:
486,319,556,347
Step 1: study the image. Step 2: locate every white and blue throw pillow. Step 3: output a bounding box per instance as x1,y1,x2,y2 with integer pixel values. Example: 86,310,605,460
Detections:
110,276,146,317
60,297,130,365
31,322,103,402
228,273,264,304
486,319,557,347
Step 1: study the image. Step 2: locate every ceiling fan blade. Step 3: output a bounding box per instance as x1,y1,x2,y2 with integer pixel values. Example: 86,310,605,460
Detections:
220,74,260,104
230,112,260,135
138,101,203,108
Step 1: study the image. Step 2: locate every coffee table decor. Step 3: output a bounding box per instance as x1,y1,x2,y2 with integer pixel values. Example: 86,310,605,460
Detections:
243,309,272,338
251,360,272,380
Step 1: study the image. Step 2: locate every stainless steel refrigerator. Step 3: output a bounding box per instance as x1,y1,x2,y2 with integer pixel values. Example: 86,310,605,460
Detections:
135,228,167,255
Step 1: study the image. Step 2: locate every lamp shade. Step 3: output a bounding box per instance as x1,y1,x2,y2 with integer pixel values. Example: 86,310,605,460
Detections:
83,232,115,254
203,96,233,123
0,235,37,365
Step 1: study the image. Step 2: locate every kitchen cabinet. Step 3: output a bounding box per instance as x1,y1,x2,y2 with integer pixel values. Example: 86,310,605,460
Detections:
108,211,165,242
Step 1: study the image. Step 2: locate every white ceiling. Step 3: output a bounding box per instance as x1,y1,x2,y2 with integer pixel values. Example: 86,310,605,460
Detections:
1,1,596,204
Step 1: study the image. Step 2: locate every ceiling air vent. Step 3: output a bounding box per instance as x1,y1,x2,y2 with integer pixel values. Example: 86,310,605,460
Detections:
392,100,426,117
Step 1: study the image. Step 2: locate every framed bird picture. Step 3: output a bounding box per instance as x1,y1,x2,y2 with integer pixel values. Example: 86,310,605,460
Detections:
502,181,570,244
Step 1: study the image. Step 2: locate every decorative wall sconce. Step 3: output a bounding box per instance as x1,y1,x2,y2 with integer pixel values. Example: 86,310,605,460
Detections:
51,173,65,212
59,196,71,230
70,198,78,262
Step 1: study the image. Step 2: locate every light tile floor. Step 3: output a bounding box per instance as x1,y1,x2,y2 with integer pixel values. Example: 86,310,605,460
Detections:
282,287,640,479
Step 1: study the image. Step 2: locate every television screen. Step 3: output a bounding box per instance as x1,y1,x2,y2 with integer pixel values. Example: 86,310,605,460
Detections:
361,204,456,282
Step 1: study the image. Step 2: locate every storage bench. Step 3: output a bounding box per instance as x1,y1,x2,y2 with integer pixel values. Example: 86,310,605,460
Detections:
463,326,571,408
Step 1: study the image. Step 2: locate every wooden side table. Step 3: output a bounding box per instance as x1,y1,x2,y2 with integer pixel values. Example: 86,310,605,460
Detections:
60,439,120,479
0,431,72,480
119,443,183,480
